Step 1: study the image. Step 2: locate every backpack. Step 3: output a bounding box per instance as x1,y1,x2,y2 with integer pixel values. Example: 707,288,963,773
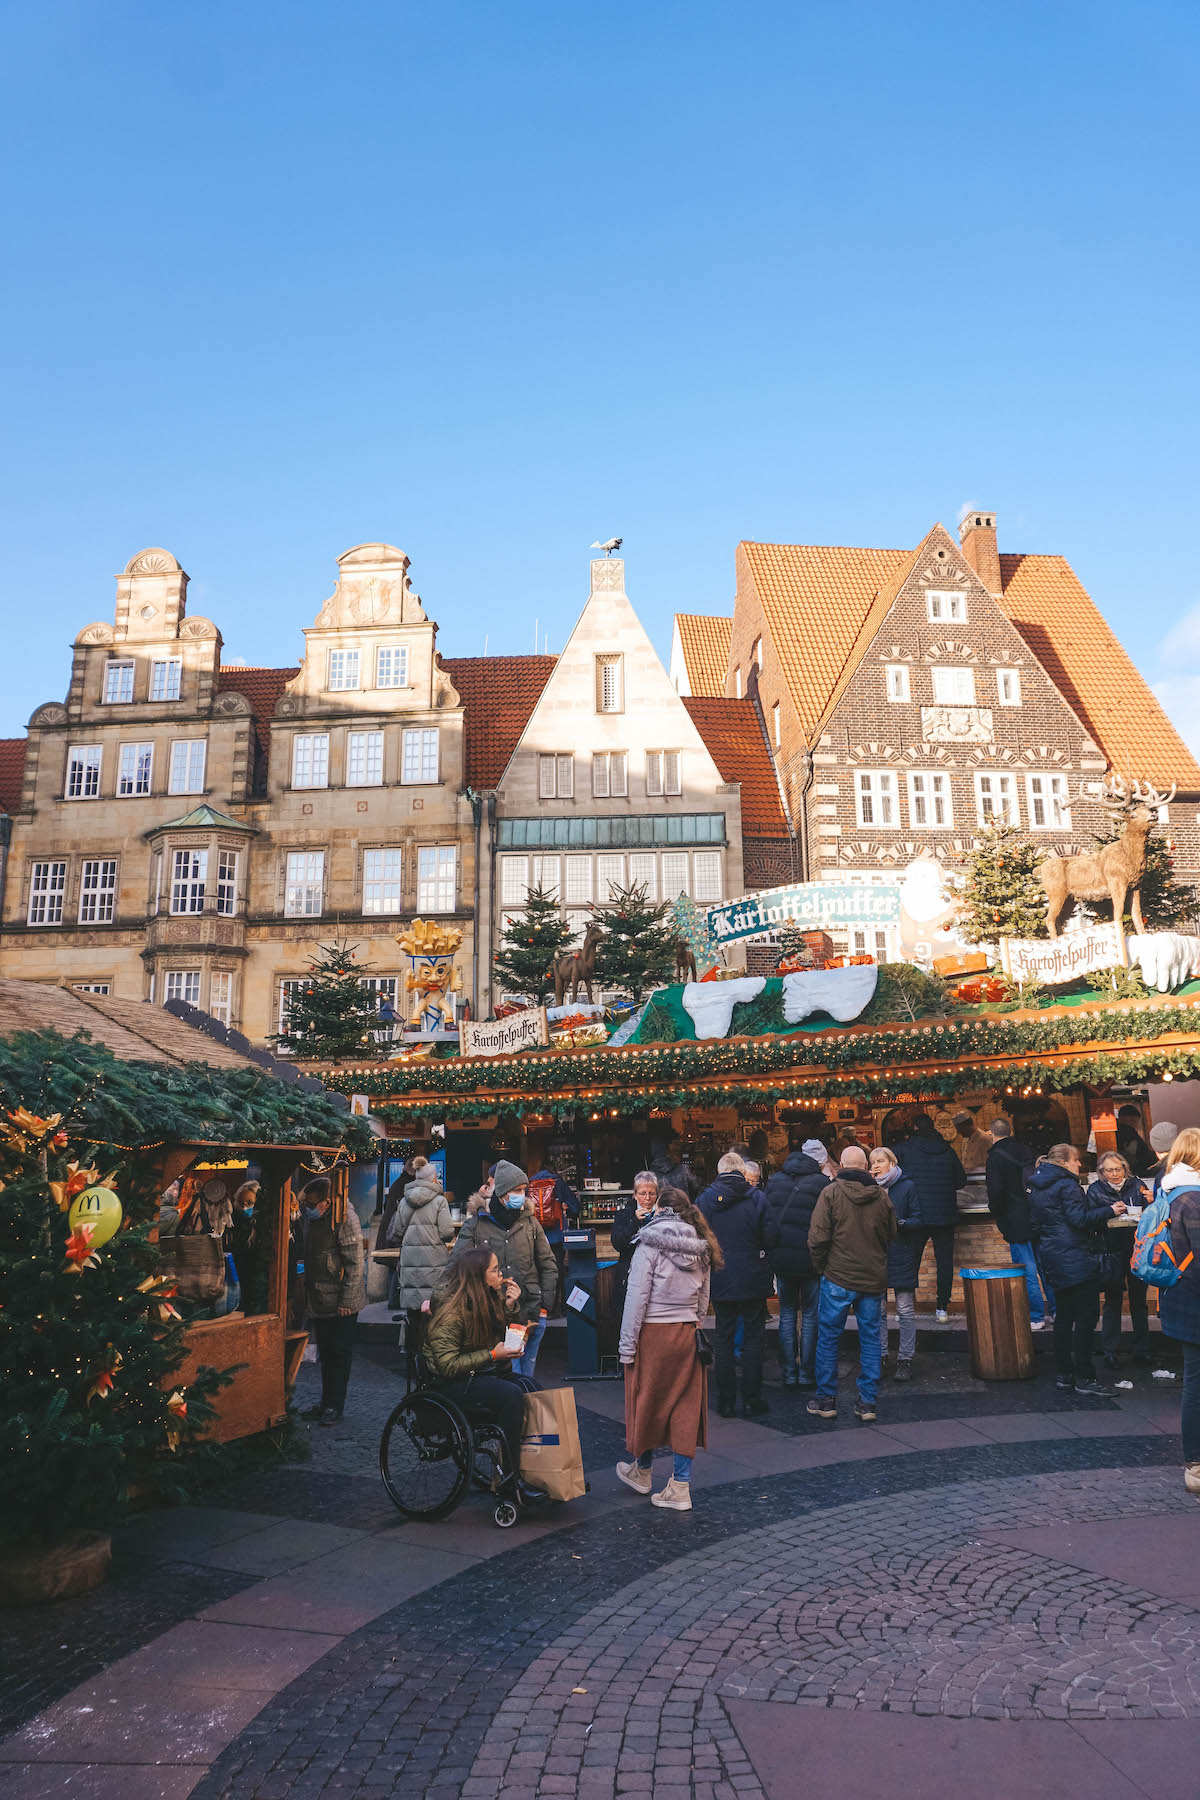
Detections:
1130,1189,1197,1289
528,1175,563,1232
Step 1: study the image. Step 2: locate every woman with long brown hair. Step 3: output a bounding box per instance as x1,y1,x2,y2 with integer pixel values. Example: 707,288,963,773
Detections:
424,1247,546,1505
617,1187,721,1511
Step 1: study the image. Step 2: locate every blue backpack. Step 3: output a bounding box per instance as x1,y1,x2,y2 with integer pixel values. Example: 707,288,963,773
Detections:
1130,1190,1196,1289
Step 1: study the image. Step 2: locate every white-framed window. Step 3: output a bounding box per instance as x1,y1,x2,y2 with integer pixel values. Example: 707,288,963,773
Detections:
28,860,67,925
402,728,439,785
278,977,304,1034
595,654,623,714
629,851,657,899
855,770,899,827
975,771,1020,825
118,742,153,796
565,855,593,906
538,753,574,799
885,665,910,703
907,771,952,828
170,848,207,914
501,856,528,906
376,645,409,689
852,926,893,965
103,661,135,704
531,854,560,898
361,976,400,1042
565,910,590,946
346,730,384,787
169,739,207,795
752,636,763,670
79,858,118,924
1026,773,1071,830
661,852,690,898
327,648,361,690
66,745,102,799
216,849,239,916
997,668,1022,706
150,659,182,701
773,702,781,747
285,851,324,917
693,851,723,903
597,853,625,900
363,847,404,914
931,665,976,705
592,751,627,799
646,750,681,798
164,970,201,1005
74,982,111,995
291,734,329,789
209,971,233,1026
417,845,457,912
926,590,966,624
734,667,743,698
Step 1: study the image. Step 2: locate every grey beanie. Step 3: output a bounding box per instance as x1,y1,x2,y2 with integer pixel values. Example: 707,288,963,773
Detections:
801,1138,828,1162
491,1159,528,1200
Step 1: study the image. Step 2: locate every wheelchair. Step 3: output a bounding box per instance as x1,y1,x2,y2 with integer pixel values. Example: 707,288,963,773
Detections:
379,1342,536,1530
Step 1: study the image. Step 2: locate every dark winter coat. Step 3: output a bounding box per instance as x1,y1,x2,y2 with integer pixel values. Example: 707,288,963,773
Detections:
449,1194,558,1320
1027,1163,1117,1290
894,1130,967,1227
650,1156,700,1200
303,1208,365,1317
763,1152,827,1280
1116,1121,1157,1178
696,1173,780,1302
986,1137,1037,1243
808,1170,897,1294
609,1196,656,1299
879,1173,923,1289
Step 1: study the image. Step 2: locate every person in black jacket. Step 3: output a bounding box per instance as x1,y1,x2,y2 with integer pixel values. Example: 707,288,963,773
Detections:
892,1114,966,1320
985,1117,1052,1329
764,1148,827,1387
697,1152,780,1417
1088,1151,1150,1366
1028,1144,1127,1394
609,1171,660,1307
1116,1105,1158,1179
869,1148,922,1379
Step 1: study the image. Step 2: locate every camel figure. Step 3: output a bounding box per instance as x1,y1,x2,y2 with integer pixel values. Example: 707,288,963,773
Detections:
1038,775,1175,963
553,921,603,1006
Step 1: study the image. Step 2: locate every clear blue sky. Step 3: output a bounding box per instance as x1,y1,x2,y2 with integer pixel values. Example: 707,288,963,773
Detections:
3,2,1198,743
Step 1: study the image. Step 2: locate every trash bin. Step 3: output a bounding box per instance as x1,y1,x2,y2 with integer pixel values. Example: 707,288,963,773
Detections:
960,1266,1035,1380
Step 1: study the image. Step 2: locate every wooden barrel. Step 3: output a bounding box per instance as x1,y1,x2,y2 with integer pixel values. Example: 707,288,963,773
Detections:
960,1266,1035,1380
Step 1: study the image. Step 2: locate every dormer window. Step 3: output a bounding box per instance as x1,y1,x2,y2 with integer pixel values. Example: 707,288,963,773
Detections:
376,645,408,689
926,591,966,624
103,661,135,704
327,648,360,691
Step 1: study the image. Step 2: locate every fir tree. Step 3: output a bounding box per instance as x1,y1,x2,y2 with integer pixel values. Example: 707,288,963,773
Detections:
956,820,1048,944
274,940,383,1059
591,882,677,1002
493,885,573,1002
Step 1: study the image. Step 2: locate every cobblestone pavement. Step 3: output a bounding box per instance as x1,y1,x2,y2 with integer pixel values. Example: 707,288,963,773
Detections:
185,1437,1191,1800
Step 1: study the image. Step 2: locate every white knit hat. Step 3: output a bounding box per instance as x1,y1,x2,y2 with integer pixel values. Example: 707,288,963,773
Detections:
1149,1121,1179,1154
801,1138,828,1161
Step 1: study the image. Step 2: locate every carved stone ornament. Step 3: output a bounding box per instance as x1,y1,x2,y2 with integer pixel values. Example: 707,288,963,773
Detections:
213,692,251,717
180,616,217,639
28,702,67,728
590,558,625,592
921,706,995,745
274,695,299,717
76,623,114,645
125,549,180,576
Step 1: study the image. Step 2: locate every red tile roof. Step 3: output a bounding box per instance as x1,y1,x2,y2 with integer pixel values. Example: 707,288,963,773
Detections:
215,665,299,758
442,655,558,788
683,697,788,836
674,614,732,697
0,738,25,813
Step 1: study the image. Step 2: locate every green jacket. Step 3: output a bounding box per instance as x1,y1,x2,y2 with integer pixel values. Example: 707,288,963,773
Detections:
449,1203,558,1320
424,1291,518,1381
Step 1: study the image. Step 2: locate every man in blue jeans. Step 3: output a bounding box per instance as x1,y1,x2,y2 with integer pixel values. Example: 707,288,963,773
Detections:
985,1117,1053,1328
806,1147,897,1424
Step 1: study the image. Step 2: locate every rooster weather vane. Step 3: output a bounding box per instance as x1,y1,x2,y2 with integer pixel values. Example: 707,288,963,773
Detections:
590,537,622,556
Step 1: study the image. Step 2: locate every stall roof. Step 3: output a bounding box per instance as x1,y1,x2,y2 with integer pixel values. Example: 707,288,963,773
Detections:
0,980,266,1071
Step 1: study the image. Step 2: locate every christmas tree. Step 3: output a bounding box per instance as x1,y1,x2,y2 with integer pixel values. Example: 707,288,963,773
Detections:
0,1107,225,1548
493,884,573,1002
956,820,1047,944
274,940,384,1059
591,882,677,1002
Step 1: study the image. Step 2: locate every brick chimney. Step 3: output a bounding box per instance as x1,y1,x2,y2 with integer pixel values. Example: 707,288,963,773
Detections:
958,509,1001,594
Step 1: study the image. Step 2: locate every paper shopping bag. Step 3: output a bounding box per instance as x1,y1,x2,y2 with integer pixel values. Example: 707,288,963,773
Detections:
520,1385,586,1501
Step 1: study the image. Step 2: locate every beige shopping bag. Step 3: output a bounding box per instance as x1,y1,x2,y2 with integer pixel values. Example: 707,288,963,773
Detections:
520,1385,587,1501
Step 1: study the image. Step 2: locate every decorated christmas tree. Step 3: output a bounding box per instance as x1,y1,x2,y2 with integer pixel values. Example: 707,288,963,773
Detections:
592,882,677,1002
0,1107,225,1550
274,939,383,1059
956,820,1048,944
493,885,573,1002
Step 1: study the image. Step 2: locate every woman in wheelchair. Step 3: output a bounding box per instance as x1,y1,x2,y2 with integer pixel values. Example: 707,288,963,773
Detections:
423,1248,548,1507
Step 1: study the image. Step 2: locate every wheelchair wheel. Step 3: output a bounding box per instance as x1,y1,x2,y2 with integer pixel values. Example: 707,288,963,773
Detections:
379,1392,471,1519
494,1499,519,1529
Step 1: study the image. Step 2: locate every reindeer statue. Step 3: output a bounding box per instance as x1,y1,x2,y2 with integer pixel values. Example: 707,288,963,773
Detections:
673,937,698,984
1037,775,1176,963
552,921,604,1006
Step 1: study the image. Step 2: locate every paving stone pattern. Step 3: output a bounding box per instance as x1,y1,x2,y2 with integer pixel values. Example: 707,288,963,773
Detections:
190,1435,1185,1800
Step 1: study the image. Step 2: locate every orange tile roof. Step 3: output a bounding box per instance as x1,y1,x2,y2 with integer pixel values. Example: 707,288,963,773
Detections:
442,655,558,788
216,665,300,761
740,541,910,738
0,737,25,813
997,554,1200,791
675,613,732,697
683,696,788,836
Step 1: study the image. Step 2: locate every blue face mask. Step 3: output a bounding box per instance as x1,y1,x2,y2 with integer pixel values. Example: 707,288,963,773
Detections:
242,1206,254,1218
302,1205,325,1222
505,1195,526,1210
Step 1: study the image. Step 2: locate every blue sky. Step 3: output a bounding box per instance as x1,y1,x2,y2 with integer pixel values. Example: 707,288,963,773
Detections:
2,1,1198,745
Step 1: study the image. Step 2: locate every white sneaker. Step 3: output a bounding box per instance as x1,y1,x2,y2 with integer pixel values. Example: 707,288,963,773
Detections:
1185,1463,1200,1496
1031,1319,1048,1332
935,1309,949,1323
651,1477,692,1511
616,1460,652,1495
